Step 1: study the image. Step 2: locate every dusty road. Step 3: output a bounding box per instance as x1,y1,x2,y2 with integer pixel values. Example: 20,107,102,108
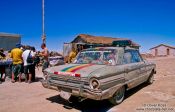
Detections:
0,57,175,112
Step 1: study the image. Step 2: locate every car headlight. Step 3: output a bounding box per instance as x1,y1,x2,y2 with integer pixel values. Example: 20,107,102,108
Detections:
89,78,100,90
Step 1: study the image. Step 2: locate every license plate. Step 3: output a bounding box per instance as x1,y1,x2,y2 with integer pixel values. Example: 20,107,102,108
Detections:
60,91,71,100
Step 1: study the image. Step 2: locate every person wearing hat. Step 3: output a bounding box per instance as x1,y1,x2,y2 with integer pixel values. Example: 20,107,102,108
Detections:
10,43,23,83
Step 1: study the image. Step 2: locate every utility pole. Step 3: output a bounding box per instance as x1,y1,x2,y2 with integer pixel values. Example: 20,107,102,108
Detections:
42,0,46,44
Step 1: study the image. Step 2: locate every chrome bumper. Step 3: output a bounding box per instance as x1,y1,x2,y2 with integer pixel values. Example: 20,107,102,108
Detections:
41,80,58,91
41,79,117,100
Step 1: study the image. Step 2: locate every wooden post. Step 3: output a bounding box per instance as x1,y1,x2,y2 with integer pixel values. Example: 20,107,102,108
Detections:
42,0,46,44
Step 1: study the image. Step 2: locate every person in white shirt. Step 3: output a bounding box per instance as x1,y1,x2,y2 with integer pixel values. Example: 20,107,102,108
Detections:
22,46,34,83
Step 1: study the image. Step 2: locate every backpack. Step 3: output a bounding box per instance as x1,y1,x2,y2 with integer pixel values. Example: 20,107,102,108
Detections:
27,51,33,63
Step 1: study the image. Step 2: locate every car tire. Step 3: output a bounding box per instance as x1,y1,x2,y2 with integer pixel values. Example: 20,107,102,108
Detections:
109,86,125,105
146,71,154,84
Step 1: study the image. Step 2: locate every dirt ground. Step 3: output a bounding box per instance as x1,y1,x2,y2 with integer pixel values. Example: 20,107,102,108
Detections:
0,57,175,112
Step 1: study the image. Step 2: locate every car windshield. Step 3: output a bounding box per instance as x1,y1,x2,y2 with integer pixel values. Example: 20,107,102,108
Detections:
73,49,117,65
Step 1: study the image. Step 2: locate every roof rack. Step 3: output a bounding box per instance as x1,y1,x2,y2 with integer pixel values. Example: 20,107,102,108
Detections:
112,40,132,47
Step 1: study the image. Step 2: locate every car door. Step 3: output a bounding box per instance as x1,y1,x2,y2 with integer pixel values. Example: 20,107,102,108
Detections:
123,50,145,89
130,50,147,84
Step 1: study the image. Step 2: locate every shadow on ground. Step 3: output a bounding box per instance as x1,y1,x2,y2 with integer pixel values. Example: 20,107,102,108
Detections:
34,77,44,82
125,83,148,99
21,77,43,83
46,83,149,112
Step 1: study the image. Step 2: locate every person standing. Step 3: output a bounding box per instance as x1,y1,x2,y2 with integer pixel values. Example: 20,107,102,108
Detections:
0,48,6,83
22,46,35,83
68,48,77,63
39,43,49,74
10,44,23,83
31,47,36,81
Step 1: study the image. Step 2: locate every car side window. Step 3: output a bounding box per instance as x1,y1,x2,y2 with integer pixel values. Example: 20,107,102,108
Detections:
130,50,142,63
123,51,132,64
123,50,142,64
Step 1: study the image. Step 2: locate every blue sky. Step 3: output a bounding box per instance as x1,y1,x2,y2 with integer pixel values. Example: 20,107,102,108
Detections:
0,0,175,52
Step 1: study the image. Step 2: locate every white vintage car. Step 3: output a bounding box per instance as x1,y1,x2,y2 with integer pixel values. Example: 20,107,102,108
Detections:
42,42,156,105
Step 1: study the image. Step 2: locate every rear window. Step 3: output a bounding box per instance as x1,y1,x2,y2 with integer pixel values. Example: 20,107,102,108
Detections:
73,49,117,65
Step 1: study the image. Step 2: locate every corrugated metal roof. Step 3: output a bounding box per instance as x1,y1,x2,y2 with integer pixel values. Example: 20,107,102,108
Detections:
71,34,140,47
0,33,21,38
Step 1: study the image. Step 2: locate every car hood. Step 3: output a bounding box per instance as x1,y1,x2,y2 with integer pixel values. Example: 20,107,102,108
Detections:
46,64,106,78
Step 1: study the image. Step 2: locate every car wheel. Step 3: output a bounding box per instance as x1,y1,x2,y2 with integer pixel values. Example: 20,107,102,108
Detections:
109,86,125,105
147,71,154,84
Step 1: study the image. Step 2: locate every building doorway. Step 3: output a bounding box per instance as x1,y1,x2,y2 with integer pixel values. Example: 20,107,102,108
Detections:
167,48,170,55
155,49,158,56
